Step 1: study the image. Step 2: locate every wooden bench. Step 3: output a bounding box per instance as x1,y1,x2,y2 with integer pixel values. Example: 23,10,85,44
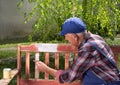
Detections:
16,43,120,85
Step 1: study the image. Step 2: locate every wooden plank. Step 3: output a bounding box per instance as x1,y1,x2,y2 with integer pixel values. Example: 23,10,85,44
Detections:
20,43,78,52
25,52,30,79
36,44,58,52
35,52,40,79
110,46,120,66
55,53,59,70
65,53,69,70
20,79,81,85
17,44,120,85
110,46,120,53
45,52,49,79
0,69,18,85
17,45,21,85
20,44,38,52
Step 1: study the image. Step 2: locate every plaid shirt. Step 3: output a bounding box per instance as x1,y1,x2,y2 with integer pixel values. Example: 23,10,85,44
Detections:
56,32,120,83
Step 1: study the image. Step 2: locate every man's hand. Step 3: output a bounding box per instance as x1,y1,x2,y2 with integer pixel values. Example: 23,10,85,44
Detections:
33,60,57,77
34,60,48,72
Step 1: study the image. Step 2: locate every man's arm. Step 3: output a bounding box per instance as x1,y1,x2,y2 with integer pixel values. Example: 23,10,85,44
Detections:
34,60,57,77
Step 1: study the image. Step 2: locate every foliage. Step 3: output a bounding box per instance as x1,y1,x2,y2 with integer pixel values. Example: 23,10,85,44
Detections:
17,0,120,42
17,0,83,42
105,38,120,45
82,0,120,39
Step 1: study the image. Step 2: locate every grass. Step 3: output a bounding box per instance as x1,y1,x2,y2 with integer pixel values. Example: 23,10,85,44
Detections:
105,38,120,45
0,42,35,59
0,50,17,59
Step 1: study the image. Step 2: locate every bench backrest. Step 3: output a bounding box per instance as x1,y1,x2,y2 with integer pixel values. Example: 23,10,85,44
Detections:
17,43,120,85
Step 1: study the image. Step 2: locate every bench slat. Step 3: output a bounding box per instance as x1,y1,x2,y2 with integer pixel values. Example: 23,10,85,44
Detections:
65,53,70,70
20,79,81,85
45,52,50,79
55,53,59,70
35,52,40,79
25,52,30,79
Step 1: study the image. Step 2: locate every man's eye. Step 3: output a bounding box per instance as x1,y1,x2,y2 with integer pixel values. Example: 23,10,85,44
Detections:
63,40,68,43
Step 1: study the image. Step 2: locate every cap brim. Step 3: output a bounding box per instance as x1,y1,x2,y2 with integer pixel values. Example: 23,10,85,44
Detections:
59,30,67,36
59,31,64,36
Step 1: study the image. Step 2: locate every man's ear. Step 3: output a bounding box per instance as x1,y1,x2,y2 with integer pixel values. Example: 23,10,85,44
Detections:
73,34,79,41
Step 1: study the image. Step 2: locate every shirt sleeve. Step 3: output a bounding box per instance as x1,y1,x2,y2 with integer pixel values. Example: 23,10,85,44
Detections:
57,46,95,83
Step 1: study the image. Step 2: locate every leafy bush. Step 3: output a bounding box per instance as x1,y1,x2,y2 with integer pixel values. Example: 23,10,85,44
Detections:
18,0,120,42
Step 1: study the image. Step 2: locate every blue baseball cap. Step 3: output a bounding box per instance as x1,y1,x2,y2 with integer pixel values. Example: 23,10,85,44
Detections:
59,17,86,36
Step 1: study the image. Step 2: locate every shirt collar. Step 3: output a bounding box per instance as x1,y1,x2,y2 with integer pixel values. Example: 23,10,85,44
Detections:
78,31,91,49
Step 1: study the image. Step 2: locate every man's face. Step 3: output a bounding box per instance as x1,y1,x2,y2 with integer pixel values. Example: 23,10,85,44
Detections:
64,34,78,47
64,33,83,48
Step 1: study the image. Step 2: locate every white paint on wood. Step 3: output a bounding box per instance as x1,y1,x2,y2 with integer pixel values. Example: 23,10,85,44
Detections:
35,53,40,61
35,43,58,52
